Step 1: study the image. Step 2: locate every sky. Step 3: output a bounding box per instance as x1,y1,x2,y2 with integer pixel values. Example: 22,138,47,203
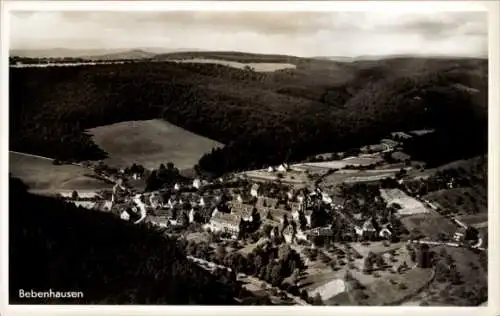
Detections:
9,10,488,57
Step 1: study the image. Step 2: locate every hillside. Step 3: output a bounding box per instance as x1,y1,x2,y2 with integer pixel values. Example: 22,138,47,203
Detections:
9,52,488,175
421,155,488,217
9,176,240,304
9,151,114,194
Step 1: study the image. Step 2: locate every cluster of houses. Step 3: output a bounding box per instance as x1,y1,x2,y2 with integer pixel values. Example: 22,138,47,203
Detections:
267,163,290,173
199,181,397,244
59,168,400,246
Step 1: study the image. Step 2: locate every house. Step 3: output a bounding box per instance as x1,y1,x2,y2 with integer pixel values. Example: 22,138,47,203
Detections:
277,164,287,173
132,194,148,224
204,211,241,236
453,226,479,243
305,226,333,242
120,210,130,221
322,193,333,204
381,138,399,148
330,196,345,210
355,218,378,239
193,178,201,189
453,227,467,242
282,225,298,244
267,166,275,173
236,194,243,203
390,131,413,140
289,201,303,212
231,204,254,221
174,183,180,191
199,197,206,207
379,223,393,239
304,210,313,227
188,208,195,223
71,201,97,209
297,193,305,203
257,196,278,209
250,183,260,197
167,198,176,208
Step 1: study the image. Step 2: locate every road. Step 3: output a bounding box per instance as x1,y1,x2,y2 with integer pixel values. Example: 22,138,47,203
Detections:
407,239,486,252
10,61,128,68
10,150,54,162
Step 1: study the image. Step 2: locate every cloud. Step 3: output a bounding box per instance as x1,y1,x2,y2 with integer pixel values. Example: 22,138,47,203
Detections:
9,11,487,57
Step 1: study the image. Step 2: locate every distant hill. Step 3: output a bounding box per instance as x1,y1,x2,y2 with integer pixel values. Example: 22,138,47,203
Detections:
9,47,203,60
9,51,488,175
83,49,156,61
10,48,128,59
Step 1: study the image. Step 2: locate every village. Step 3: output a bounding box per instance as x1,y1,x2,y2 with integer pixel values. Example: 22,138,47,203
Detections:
56,129,486,305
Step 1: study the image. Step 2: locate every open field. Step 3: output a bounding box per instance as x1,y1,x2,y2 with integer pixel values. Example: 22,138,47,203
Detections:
319,169,399,187
400,212,458,240
380,188,430,216
88,119,223,170
172,58,296,72
243,169,309,187
301,156,383,170
310,279,346,301
9,152,113,193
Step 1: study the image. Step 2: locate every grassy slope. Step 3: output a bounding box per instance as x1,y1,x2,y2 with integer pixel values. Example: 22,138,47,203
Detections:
9,151,113,193
88,119,223,170
9,176,239,305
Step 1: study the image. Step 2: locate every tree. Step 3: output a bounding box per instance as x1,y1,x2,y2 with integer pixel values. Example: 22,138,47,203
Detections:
312,293,323,305
363,257,374,273
270,263,283,287
215,245,227,264
300,290,309,301
71,190,79,200
373,253,385,268
298,211,308,230
417,244,431,268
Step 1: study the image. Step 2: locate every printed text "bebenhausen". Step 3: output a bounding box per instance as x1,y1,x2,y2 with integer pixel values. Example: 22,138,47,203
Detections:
19,289,84,299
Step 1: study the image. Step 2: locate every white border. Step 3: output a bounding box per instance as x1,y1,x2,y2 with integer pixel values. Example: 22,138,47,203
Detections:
1,1,499,316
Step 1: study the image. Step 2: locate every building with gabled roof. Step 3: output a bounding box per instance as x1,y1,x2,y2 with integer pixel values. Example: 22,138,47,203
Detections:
250,183,260,197
277,164,287,173
204,211,241,235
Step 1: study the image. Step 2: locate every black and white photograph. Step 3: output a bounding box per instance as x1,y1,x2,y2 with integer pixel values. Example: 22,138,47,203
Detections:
2,0,498,314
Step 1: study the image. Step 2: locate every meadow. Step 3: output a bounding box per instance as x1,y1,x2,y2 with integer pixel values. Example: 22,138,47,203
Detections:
9,152,113,194
171,58,296,72
88,119,223,170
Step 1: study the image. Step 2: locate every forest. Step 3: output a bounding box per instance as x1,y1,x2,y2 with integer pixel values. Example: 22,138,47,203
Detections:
9,54,488,175
9,176,242,305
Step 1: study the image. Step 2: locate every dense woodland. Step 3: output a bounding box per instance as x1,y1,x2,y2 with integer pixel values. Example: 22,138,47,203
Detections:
9,54,487,174
9,176,242,305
